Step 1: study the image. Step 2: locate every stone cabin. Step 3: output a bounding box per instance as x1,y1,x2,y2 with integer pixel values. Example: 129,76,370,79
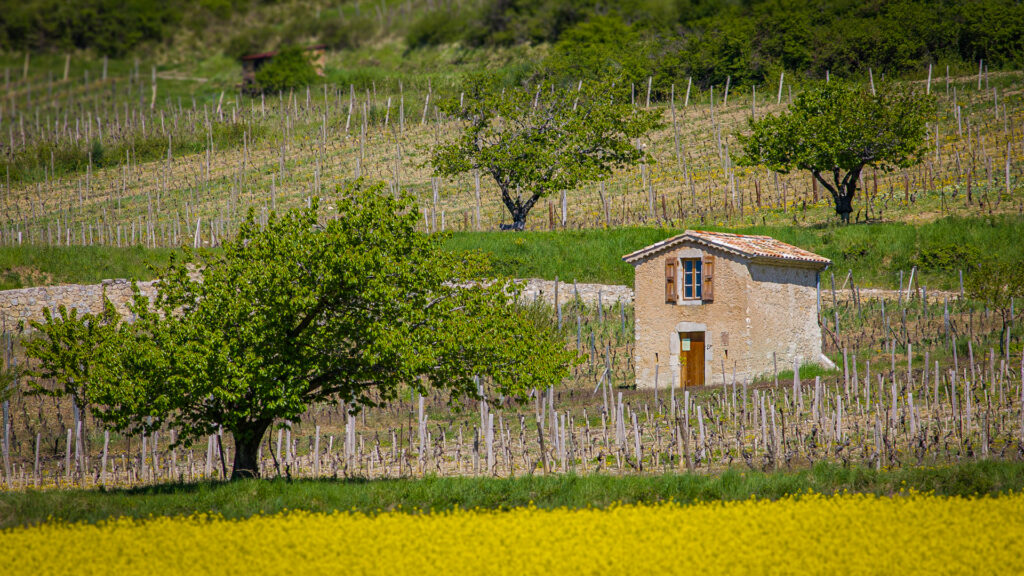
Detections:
623,230,834,388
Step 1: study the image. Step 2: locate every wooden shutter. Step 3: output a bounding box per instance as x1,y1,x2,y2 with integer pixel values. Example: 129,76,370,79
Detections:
665,258,678,303
702,254,715,303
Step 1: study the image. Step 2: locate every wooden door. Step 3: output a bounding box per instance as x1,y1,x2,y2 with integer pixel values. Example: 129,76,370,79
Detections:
679,332,705,387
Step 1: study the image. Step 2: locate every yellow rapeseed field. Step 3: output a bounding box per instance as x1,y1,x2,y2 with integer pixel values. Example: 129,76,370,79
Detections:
5,492,1024,575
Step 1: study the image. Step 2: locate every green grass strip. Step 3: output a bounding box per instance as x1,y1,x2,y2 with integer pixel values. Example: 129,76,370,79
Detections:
443,215,1024,289
2,460,1022,529
0,246,180,291
3,215,1022,291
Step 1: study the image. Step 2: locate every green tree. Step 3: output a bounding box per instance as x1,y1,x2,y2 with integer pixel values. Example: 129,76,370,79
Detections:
738,81,932,223
25,300,120,412
432,75,661,230
405,8,468,49
85,183,574,479
544,16,651,85
965,258,1024,355
254,46,318,93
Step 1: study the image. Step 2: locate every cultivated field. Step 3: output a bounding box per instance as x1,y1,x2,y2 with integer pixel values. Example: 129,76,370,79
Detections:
0,280,1019,489
0,61,1022,492
6,492,1024,575
1,61,1022,251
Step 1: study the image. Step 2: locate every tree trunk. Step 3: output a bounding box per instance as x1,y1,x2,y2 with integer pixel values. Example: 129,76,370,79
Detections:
836,192,854,223
498,186,540,231
509,205,529,231
230,421,270,480
814,168,860,224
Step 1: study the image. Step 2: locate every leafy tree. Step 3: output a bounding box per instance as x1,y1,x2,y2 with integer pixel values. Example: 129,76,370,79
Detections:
84,183,574,479
406,8,468,49
431,75,661,230
738,82,932,223
965,258,1024,355
224,25,275,60
25,300,121,413
254,46,318,93
544,16,651,85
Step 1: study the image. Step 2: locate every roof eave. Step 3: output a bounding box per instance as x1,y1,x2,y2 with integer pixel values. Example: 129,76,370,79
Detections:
623,236,831,269
748,255,832,270
622,233,745,264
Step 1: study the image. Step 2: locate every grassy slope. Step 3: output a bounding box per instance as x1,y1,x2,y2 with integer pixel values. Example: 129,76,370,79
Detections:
0,246,178,291
444,215,1024,288
3,215,1021,290
0,460,1021,529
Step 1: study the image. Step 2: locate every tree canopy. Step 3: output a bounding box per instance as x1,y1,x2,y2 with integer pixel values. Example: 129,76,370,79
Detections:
5,0,1024,87
542,16,650,86
25,300,120,411
254,46,319,93
738,81,932,222
28,183,575,479
431,75,661,230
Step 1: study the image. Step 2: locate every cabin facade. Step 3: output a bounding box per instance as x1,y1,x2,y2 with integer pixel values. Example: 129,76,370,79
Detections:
624,230,833,388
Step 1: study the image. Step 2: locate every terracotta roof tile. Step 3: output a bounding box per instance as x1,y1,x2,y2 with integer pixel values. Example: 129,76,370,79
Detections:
622,230,830,268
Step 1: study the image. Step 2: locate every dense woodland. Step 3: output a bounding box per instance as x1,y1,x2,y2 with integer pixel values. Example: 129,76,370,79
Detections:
2,0,1023,87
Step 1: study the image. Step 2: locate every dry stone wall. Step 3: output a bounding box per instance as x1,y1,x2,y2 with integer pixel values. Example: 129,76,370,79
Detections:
517,279,633,307
0,278,633,331
0,280,158,331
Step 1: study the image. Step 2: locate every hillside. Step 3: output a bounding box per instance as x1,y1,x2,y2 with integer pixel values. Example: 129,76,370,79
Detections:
2,1,1023,256
3,5,1024,571
1,53,1022,240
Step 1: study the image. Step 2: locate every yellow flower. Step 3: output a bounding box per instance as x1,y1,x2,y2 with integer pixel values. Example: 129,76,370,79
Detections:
3,493,1023,575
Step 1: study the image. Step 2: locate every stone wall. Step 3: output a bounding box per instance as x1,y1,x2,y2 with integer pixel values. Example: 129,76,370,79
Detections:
0,278,633,332
517,279,633,308
0,280,158,331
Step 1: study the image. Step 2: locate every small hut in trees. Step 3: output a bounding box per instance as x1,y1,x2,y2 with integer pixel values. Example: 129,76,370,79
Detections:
240,45,327,90
623,230,834,388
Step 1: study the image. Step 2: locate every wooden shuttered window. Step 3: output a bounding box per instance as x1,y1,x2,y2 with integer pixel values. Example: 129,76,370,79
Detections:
665,258,678,303
702,254,715,302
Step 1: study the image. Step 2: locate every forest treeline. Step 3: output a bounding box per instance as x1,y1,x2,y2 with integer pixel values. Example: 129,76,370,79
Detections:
453,0,1024,86
1,0,1022,86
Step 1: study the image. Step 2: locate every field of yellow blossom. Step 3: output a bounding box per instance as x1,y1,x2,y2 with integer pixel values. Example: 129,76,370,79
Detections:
5,492,1024,575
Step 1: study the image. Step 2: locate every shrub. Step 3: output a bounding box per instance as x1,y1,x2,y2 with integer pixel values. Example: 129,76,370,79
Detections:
406,9,467,49
254,46,318,93
913,242,982,272
0,0,183,57
224,26,275,60
543,16,651,85
317,13,376,51
199,0,234,20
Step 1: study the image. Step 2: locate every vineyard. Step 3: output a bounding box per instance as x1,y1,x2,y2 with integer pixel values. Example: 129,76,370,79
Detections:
0,276,1021,489
1,57,1023,249
1,55,1024,489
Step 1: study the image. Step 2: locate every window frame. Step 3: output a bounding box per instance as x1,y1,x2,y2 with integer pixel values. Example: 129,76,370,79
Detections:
679,258,703,301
